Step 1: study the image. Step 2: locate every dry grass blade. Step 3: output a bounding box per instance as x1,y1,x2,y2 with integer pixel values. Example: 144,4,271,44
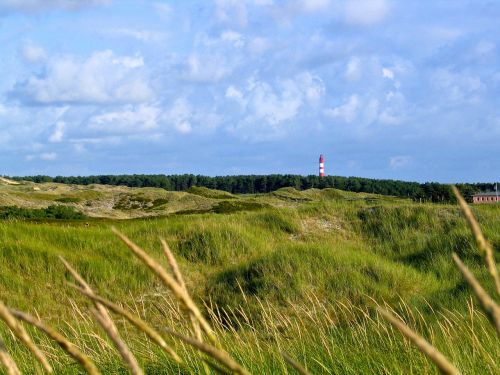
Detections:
69,284,182,364
91,309,143,375
0,338,21,375
163,327,251,375
451,186,500,295
0,301,53,373
112,227,217,345
160,238,203,339
378,307,460,375
59,257,140,372
160,239,186,290
161,238,209,374
9,309,100,375
281,352,312,375
452,253,500,335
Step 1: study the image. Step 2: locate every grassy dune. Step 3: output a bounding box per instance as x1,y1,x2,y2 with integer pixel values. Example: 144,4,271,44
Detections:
0,184,498,373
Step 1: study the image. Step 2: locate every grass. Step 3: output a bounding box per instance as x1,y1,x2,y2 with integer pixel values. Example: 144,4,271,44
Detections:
0,186,498,373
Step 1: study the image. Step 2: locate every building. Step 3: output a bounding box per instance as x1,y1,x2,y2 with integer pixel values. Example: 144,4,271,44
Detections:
472,192,499,204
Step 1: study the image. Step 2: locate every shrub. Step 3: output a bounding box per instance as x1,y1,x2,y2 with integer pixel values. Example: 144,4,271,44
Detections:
0,205,85,220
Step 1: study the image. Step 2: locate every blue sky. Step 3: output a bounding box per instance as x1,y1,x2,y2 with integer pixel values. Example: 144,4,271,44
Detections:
0,0,499,182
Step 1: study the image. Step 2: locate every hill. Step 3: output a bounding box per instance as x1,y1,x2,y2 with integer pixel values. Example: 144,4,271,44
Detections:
0,184,498,373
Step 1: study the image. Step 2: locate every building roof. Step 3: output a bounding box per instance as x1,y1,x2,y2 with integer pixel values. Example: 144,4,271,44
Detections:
473,191,498,197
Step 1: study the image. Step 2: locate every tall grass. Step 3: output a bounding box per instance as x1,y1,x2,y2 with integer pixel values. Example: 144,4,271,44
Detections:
0,189,498,373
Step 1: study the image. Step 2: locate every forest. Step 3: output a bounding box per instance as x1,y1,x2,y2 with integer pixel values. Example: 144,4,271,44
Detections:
8,174,495,203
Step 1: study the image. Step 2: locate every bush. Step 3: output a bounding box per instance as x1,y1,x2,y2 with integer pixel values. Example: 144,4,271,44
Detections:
0,205,85,220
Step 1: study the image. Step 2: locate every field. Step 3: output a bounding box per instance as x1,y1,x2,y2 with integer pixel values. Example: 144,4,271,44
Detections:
0,180,499,374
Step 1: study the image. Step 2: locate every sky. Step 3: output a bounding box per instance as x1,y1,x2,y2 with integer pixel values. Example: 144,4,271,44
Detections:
0,0,499,182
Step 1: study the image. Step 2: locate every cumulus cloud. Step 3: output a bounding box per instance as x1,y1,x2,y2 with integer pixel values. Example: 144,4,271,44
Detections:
163,98,193,134
431,68,483,103
325,91,406,127
104,28,167,43
220,30,245,48
22,43,46,62
224,72,325,140
49,121,65,142
300,0,331,12
324,94,360,123
345,57,362,81
382,67,394,80
225,85,245,105
26,152,58,161
215,0,249,27
344,0,390,26
11,50,153,105
248,37,269,55
184,53,233,83
88,105,160,134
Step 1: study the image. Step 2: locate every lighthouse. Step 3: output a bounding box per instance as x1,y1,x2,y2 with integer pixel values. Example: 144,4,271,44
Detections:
319,154,325,177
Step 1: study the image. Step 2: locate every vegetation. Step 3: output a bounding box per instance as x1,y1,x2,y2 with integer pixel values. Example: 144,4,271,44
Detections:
9,174,496,203
0,186,498,373
0,205,85,220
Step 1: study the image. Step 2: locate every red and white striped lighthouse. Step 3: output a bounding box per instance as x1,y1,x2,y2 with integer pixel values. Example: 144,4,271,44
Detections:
319,154,325,177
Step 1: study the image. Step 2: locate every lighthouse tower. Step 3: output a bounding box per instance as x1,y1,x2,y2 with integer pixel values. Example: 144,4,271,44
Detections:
319,154,325,177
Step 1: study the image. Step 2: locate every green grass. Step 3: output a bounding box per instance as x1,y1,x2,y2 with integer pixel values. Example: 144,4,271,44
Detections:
0,187,498,373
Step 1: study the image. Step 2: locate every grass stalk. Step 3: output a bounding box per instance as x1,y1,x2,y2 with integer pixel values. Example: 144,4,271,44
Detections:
90,308,143,375
161,238,209,374
378,307,460,375
0,301,53,373
112,227,218,345
163,327,251,375
69,283,182,364
59,256,141,372
451,186,500,295
452,253,500,336
281,352,311,375
0,337,21,375
9,309,100,375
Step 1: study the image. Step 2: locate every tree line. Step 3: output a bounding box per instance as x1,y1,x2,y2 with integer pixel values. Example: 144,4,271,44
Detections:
8,174,495,203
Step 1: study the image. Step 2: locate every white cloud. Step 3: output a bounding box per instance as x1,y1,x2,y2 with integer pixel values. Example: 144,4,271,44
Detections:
220,30,245,48
163,98,193,134
298,72,325,103
431,68,483,103
324,95,360,123
12,50,153,105
345,57,362,81
248,37,269,55
249,81,303,124
113,56,144,69
389,155,411,169
40,152,57,161
226,72,325,140
105,28,167,43
153,2,172,19
185,54,232,82
300,0,330,12
22,43,46,62
88,105,160,134
215,0,248,27
344,0,390,26
382,67,394,80
246,73,325,125
225,85,245,106
325,88,408,127
49,121,64,142
41,152,57,160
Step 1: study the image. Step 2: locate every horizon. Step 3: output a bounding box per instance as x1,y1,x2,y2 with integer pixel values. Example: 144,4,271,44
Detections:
1,1,499,183
5,172,498,186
